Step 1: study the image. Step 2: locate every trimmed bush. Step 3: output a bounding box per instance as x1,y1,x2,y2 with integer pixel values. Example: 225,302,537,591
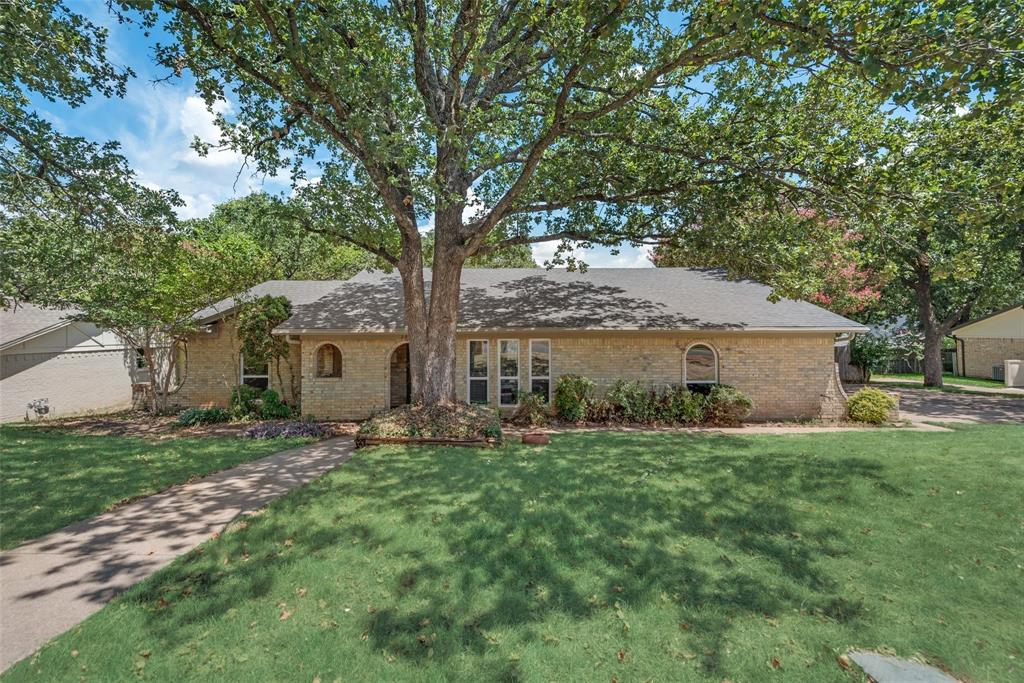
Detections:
259,389,293,419
244,420,332,440
662,385,707,425
584,399,617,423
554,374,595,422
847,388,897,424
359,403,502,440
510,392,550,427
230,384,263,419
177,407,232,426
607,380,658,423
706,385,753,426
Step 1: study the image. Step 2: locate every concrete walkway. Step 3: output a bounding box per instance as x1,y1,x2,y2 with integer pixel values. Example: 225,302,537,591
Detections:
0,437,355,672
872,377,1024,396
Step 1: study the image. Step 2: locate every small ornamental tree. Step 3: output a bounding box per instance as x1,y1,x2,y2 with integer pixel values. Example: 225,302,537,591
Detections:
236,295,296,404
848,333,892,383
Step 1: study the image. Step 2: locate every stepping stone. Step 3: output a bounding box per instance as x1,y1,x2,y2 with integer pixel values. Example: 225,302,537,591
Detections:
849,651,960,683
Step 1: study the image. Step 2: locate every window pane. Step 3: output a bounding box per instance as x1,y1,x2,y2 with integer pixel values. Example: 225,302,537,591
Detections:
686,345,716,382
469,341,488,378
530,340,550,378
500,340,519,377
531,378,550,402
242,352,268,377
500,378,519,405
243,377,269,390
469,379,488,404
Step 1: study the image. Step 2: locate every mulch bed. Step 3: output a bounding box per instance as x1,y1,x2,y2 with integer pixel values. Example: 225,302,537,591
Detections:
20,411,359,440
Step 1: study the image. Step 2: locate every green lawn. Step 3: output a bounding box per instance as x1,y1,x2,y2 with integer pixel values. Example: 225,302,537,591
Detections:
0,426,310,550
873,372,1009,389
4,427,1023,682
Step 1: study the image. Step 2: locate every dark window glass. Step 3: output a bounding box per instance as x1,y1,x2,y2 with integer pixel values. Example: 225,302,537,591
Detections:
500,378,519,406
531,378,550,402
470,379,488,404
243,377,269,390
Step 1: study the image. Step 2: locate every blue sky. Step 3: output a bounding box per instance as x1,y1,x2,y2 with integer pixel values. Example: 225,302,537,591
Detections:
33,4,652,268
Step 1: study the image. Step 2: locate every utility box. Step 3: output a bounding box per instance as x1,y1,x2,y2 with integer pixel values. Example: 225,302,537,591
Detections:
993,364,1005,381
1005,360,1024,388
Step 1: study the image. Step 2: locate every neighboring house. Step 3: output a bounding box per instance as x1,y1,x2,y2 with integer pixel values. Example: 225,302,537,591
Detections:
173,268,866,421
0,304,136,422
950,304,1024,383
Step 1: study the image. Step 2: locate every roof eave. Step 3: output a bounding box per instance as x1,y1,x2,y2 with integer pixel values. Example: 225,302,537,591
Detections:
272,325,869,335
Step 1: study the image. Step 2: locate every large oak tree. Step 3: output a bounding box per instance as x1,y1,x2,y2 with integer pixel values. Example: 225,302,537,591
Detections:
121,0,1022,404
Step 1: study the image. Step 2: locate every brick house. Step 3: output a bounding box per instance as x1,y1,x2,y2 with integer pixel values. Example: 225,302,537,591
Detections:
950,303,1024,384
172,268,867,421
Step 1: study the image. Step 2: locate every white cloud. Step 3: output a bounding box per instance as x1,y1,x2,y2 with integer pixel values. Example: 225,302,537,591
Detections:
113,85,285,219
531,241,653,268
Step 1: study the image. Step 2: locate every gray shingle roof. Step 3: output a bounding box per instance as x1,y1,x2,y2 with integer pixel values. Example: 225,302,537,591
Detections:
0,303,81,350
274,268,867,333
194,280,347,324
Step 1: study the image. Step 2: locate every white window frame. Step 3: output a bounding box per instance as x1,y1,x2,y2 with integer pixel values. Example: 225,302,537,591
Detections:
466,339,490,405
528,338,552,403
498,339,520,407
240,352,269,388
683,342,719,384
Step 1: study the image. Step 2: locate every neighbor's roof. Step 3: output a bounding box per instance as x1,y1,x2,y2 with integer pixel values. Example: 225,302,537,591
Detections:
194,280,347,324
0,303,81,351
273,268,867,334
950,302,1024,334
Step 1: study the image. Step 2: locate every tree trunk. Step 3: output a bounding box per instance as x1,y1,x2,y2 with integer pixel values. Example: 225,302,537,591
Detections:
397,206,466,406
913,268,945,388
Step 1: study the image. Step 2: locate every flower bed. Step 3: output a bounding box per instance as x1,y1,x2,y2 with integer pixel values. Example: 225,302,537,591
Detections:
356,403,502,447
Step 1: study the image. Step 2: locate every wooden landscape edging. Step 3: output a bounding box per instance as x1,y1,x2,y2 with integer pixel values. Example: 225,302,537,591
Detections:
354,435,500,448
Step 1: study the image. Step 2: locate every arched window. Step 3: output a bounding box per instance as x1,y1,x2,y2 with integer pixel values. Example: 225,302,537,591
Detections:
315,344,343,378
685,343,718,385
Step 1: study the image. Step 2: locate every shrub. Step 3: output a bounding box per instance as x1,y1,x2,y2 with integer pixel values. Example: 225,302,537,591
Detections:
259,389,293,419
847,388,897,424
510,392,550,427
177,406,232,426
662,385,707,425
230,384,264,419
607,380,658,423
554,374,595,422
359,403,502,440
706,385,753,426
584,399,617,423
244,420,332,440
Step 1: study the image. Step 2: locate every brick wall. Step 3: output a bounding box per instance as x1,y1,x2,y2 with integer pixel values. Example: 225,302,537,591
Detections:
175,326,845,421
961,337,1024,379
452,332,842,421
172,318,300,408
1,349,134,422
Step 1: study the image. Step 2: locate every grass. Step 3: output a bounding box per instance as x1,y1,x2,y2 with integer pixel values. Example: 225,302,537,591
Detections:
4,426,1023,682
0,425,311,550
873,372,1010,389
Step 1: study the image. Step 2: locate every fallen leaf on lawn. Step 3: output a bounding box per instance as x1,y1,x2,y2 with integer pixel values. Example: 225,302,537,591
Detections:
297,587,307,598
770,657,781,669
836,654,851,670
617,650,626,663
612,586,624,593
284,538,294,547
279,610,292,621
70,650,79,658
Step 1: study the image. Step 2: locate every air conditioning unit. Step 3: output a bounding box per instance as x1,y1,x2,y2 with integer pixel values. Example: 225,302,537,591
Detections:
992,364,1005,382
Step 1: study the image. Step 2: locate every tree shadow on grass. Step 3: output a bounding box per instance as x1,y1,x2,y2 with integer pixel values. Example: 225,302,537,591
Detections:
129,432,900,677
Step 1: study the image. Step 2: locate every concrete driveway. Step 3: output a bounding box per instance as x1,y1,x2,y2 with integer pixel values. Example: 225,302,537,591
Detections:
0,437,355,672
851,386,1024,425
